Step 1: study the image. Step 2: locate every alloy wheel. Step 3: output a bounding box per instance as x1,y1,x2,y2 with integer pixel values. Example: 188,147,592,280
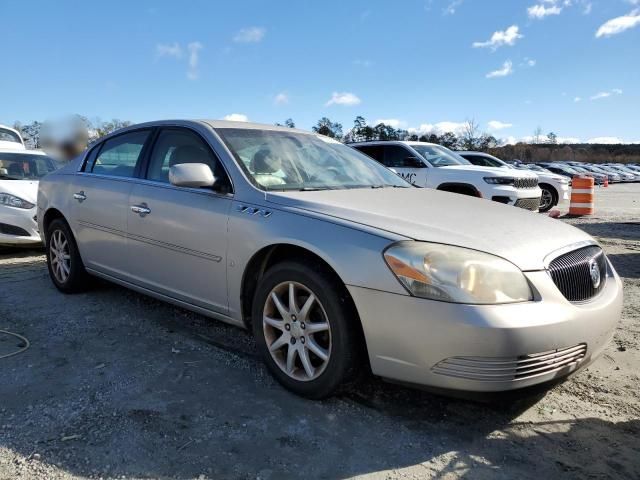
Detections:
50,229,71,284
262,281,332,381
540,188,554,210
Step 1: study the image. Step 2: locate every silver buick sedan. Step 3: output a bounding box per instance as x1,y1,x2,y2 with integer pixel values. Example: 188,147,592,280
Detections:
37,120,622,399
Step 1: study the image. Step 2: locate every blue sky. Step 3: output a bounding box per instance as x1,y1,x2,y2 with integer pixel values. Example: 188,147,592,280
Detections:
2,0,639,143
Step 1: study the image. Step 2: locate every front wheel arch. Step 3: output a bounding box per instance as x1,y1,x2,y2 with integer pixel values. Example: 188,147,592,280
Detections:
240,244,369,368
436,183,481,197
538,183,559,212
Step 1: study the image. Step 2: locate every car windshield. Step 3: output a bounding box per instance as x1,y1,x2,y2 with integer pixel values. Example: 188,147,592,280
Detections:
571,166,591,173
0,128,22,144
0,152,58,179
216,128,411,191
529,165,551,173
411,145,470,167
554,165,579,174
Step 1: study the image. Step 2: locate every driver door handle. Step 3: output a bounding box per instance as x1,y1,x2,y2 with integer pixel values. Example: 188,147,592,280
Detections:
130,203,151,217
73,191,86,202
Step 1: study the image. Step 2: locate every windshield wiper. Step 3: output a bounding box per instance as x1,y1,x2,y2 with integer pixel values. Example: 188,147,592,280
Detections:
0,174,17,180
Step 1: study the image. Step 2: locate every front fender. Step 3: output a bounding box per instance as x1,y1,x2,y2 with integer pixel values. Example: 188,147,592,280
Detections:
226,201,408,320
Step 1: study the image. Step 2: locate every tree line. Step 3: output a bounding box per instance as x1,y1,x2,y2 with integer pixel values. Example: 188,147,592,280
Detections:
9,114,639,164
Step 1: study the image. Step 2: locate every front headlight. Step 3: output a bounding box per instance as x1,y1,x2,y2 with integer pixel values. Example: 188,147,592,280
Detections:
384,242,533,304
0,193,35,209
484,176,515,185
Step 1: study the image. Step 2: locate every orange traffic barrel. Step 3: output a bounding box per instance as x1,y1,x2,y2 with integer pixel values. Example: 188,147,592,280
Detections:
569,176,595,215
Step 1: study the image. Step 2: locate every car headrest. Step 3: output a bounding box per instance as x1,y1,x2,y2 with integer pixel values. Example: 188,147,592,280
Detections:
169,145,210,168
251,149,280,174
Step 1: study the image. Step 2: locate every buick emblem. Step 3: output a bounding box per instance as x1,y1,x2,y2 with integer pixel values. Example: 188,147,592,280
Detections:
589,258,601,289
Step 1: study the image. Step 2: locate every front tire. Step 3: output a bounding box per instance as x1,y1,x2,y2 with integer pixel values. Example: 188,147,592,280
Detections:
46,218,90,293
252,261,360,399
538,184,558,213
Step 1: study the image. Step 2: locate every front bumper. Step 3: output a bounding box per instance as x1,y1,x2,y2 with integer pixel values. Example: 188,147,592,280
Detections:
558,183,570,203
348,263,622,392
484,185,542,211
0,206,41,245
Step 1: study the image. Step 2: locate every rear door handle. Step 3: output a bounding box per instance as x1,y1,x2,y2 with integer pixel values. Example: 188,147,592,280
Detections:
130,203,151,217
73,191,86,202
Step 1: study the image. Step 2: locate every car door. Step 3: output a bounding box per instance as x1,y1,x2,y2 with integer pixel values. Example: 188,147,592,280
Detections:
71,129,153,278
126,127,233,314
382,145,427,186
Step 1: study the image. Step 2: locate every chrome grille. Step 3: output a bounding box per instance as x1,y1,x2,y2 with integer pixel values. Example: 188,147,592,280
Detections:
514,177,539,189
548,246,607,302
514,197,541,211
432,344,587,382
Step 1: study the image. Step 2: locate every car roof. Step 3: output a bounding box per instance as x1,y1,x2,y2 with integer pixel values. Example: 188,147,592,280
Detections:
0,148,47,156
347,140,440,147
91,119,320,145
457,151,492,156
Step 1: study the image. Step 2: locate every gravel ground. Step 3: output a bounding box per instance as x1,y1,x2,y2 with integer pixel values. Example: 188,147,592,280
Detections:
0,184,638,480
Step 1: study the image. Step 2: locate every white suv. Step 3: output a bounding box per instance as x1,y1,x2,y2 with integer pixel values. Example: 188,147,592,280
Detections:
458,151,569,212
350,141,541,211
0,125,26,150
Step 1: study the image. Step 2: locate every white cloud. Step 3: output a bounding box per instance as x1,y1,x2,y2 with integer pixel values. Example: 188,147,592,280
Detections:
156,42,183,59
486,60,513,78
443,0,463,15
590,88,623,100
596,9,640,37
273,92,289,105
504,134,581,145
557,137,581,144
526,58,536,67
326,92,361,106
186,42,202,80
528,3,562,19
374,119,407,128
408,121,467,136
472,25,523,50
487,120,513,130
574,96,582,102
233,27,266,43
223,113,249,122
587,136,624,144
583,2,592,14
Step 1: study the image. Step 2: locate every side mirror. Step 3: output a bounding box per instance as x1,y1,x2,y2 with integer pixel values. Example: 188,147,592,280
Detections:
169,163,215,188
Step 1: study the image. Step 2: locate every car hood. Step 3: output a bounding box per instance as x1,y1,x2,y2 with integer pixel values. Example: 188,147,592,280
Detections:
266,187,592,271
440,164,538,178
536,172,567,183
0,179,39,203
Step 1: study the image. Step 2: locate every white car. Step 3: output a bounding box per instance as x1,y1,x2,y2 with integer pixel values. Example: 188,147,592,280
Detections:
0,149,58,245
0,125,26,150
350,141,542,211
459,151,570,213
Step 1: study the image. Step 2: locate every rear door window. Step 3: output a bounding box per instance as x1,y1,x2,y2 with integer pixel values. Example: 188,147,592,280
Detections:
90,130,151,178
383,145,420,168
354,145,384,164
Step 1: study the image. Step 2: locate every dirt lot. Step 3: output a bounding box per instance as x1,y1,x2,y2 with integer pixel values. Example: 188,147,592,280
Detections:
1,184,639,480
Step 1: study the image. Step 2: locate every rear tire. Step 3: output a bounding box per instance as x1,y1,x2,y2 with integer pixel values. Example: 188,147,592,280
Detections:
252,261,360,399
46,218,91,293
